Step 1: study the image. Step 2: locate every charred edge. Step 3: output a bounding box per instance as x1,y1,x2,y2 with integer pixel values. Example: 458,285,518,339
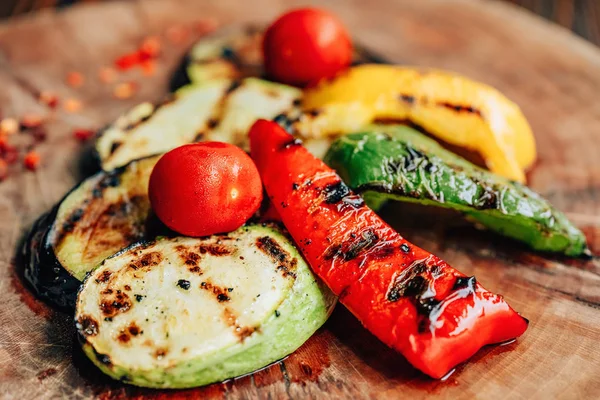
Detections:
95,270,112,284
100,291,132,318
226,80,243,96
77,315,99,337
452,276,476,290
398,94,416,104
472,179,500,209
193,131,205,142
437,102,482,117
323,181,351,204
128,251,163,270
135,294,144,302
109,142,122,156
324,230,380,262
306,109,322,117
124,285,131,291
292,182,299,190
93,348,113,367
273,113,300,133
200,281,232,302
207,118,219,129
256,236,297,278
198,243,233,256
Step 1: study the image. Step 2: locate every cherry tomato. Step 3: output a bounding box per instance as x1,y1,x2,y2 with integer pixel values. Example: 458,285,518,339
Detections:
149,142,263,237
263,8,353,87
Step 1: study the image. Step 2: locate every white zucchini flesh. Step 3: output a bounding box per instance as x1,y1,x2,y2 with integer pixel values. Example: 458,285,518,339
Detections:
96,78,300,171
75,225,335,388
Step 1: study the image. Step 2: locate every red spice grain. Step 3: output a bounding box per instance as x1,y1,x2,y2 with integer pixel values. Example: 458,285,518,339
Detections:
141,60,156,77
66,71,85,88
0,159,7,181
193,18,219,35
73,128,95,142
31,127,47,143
0,118,19,135
98,67,117,84
64,98,83,113
20,114,43,130
39,91,59,109
140,36,161,58
24,151,40,171
166,25,190,44
113,82,138,99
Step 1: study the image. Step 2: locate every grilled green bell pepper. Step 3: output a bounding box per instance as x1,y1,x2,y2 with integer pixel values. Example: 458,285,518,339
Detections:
324,125,588,257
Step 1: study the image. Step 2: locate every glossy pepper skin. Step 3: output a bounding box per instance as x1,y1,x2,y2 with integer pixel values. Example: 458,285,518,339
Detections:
324,126,589,257
249,119,528,379
296,64,536,182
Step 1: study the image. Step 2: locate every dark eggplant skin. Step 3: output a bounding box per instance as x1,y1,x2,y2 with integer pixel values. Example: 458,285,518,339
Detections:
23,207,81,309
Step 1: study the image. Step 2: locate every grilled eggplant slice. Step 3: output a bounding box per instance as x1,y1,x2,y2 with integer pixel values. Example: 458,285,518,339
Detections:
24,155,161,308
180,25,385,88
76,225,336,389
96,78,300,170
324,126,588,256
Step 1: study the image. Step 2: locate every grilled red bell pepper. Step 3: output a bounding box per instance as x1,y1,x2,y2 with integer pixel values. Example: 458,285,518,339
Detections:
249,119,528,379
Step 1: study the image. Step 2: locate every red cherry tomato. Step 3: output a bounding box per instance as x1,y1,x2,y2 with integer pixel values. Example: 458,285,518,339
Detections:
263,8,353,87
149,142,263,237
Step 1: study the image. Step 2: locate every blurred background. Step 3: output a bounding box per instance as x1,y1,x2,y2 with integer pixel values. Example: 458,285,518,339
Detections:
0,0,598,46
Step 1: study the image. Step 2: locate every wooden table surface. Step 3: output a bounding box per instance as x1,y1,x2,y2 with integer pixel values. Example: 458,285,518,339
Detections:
2,0,600,47
1,0,599,399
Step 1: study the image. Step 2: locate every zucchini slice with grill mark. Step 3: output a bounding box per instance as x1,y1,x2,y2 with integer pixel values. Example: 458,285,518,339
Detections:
75,224,336,389
24,155,162,308
177,25,386,89
96,78,300,171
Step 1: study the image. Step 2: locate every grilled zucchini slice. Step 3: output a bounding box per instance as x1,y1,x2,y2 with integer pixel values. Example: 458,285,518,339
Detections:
76,225,335,389
96,78,300,171
24,155,161,308
179,25,386,88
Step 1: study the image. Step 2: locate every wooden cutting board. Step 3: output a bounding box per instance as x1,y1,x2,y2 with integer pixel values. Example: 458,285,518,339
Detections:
1,0,599,398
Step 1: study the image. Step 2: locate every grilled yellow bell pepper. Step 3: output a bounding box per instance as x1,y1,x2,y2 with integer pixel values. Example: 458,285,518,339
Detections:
298,64,536,182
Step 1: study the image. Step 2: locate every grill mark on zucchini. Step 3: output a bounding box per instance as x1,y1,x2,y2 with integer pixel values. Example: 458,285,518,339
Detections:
117,322,142,344
255,236,297,278
198,243,233,257
175,245,203,273
100,290,133,318
223,307,257,342
77,315,99,337
55,194,148,261
203,79,243,132
127,251,163,271
199,280,231,302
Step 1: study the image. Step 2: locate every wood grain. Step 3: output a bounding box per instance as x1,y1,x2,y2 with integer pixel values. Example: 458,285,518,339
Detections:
3,1,600,47
0,0,599,399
